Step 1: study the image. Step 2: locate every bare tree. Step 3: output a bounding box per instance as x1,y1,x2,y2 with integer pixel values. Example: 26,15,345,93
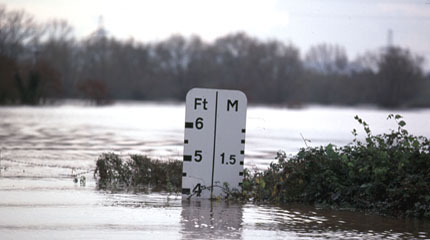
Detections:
39,19,78,97
305,43,348,74
0,54,18,103
43,19,74,42
0,4,428,107
0,5,41,59
376,47,425,107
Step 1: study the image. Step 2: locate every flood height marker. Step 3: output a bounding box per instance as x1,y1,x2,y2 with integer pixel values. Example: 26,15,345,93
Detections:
182,88,247,199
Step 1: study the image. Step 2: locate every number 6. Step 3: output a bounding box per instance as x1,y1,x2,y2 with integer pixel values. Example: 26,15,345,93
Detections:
195,117,204,129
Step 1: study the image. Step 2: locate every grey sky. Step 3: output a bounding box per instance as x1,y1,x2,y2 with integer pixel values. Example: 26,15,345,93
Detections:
3,0,430,68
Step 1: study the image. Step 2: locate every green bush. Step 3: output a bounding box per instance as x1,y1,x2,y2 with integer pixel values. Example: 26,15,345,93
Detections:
94,153,182,192
94,115,430,218
242,114,430,218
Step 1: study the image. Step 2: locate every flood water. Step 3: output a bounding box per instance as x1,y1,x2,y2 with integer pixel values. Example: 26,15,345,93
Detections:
1,101,430,239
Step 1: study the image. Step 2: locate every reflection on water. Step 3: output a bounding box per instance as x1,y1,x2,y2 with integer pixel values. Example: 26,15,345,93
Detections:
1,102,430,174
0,177,429,239
181,200,243,239
1,102,430,239
242,204,430,239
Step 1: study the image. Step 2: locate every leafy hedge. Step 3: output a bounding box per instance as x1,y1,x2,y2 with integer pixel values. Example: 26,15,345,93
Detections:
94,114,430,218
241,115,430,218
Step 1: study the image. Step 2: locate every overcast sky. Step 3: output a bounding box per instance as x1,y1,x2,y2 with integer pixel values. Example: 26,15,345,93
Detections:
3,0,430,67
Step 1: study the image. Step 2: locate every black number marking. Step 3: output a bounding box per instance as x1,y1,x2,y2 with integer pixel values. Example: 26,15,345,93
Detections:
195,117,204,129
220,153,236,165
194,150,202,162
192,183,202,197
230,154,236,165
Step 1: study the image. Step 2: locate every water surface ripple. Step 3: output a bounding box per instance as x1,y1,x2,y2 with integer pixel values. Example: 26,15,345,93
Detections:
1,103,430,239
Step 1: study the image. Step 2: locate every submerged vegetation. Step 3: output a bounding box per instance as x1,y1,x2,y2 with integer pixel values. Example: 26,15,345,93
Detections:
94,154,181,192
94,115,430,218
242,115,430,218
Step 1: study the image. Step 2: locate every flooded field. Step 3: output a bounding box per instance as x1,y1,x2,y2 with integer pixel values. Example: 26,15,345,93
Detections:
1,177,429,239
1,102,430,239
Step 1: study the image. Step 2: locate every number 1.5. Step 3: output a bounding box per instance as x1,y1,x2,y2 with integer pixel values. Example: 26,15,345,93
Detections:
220,153,236,165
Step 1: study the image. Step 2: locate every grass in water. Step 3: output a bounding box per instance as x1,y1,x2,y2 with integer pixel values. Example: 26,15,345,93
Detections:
94,154,181,193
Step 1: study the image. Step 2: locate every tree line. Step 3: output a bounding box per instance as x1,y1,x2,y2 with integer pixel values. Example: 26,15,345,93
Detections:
0,5,429,107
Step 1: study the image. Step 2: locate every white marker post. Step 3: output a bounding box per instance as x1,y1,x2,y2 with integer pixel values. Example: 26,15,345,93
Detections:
182,88,247,199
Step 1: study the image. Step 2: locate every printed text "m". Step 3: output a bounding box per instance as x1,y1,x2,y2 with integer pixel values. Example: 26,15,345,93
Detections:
227,100,238,112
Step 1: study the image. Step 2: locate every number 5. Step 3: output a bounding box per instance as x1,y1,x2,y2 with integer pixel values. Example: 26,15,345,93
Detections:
194,150,202,162
229,154,236,165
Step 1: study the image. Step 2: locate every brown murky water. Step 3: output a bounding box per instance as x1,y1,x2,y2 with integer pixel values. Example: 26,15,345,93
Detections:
1,102,430,239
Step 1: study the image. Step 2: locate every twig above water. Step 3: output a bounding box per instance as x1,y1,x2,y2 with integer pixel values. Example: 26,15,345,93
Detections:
300,133,310,148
